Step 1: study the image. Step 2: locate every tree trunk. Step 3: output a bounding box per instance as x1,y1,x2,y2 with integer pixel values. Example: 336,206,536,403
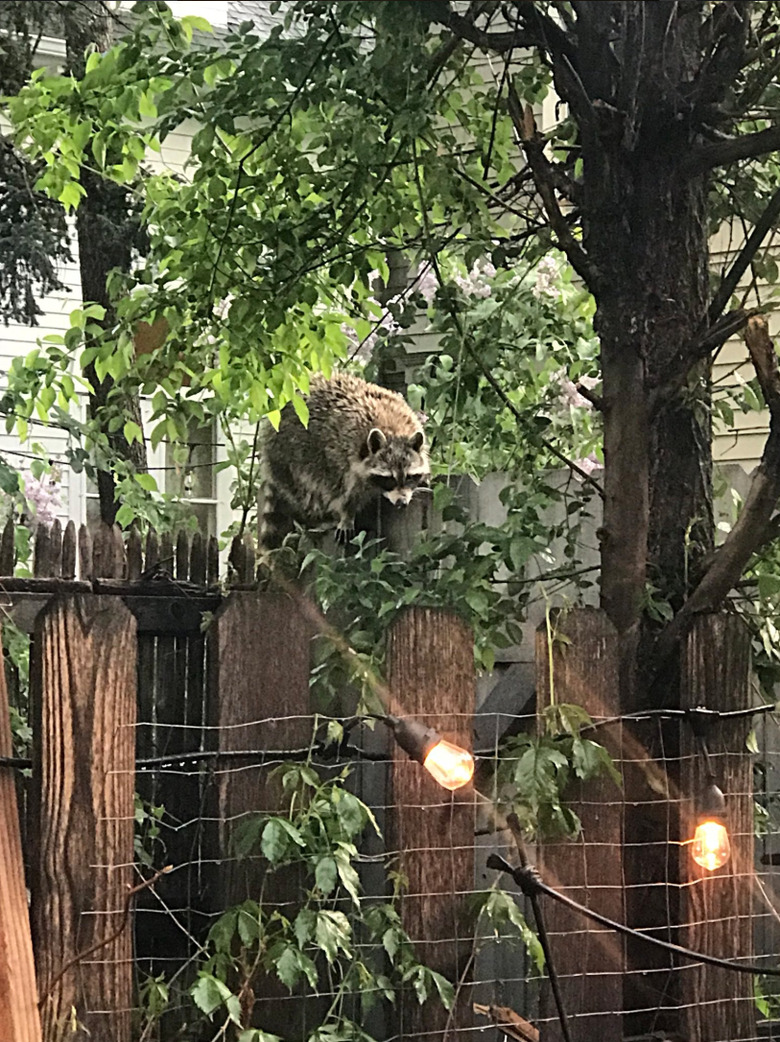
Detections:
63,3,147,526
574,4,712,704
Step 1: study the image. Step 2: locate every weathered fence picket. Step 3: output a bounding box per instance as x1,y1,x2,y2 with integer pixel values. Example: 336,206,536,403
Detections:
0,629,42,1042
387,606,476,1040
535,608,624,1042
207,587,316,1036
679,613,756,1040
31,595,137,1042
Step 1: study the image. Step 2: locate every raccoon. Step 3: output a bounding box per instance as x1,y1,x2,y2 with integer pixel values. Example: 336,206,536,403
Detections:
260,372,429,548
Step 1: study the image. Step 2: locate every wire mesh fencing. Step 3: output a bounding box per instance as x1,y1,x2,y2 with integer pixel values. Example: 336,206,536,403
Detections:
7,579,780,1041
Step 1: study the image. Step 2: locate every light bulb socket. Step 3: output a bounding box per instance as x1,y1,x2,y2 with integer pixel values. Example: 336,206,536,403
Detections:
698,781,726,820
384,715,440,764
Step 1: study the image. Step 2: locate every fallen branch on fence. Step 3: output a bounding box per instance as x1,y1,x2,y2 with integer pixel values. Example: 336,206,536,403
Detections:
38,865,171,1009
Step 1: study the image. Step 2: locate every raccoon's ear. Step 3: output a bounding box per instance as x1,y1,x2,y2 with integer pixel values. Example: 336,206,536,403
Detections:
363,428,387,457
410,430,425,453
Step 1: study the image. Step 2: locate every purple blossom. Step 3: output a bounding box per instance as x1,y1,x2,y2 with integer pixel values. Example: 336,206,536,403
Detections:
22,469,61,527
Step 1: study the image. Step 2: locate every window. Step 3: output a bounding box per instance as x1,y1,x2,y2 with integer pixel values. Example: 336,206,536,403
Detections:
85,418,219,537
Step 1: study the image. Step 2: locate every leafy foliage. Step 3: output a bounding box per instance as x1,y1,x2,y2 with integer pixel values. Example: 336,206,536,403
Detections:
190,761,453,1039
494,703,621,839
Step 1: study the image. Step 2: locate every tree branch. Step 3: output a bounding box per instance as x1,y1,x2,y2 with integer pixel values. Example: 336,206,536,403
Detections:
707,184,780,324
652,316,780,668
426,0,535,53
687,0,751,110
410,142,603,499
506,88,599,290
648,307,759,417
682,124,780,177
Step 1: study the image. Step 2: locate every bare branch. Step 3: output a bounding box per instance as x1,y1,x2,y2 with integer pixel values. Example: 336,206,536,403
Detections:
745,312,780,417
707,185,780,324
426,0,535,53
647,308,759,416
652,316,780,667
682,124,780,176
507,88,599,289
687,0,752,110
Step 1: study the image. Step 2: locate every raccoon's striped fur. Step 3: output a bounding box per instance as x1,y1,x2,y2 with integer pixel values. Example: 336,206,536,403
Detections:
260,373,429,548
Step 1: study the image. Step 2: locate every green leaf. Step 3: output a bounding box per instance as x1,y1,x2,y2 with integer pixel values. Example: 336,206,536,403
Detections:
181,14,213,32
292,393,310,427
261,818,304,864
123,420,143,445
191,973,232,1018
315,855,337,895
59,181,86,212
314,910,352,964
135,473,158,492
294,907,316,948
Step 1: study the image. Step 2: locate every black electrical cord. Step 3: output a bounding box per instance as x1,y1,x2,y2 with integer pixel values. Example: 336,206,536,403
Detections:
487,852,780,979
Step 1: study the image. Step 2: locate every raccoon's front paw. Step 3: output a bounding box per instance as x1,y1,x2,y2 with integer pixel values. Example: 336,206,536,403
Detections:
335,520,355,544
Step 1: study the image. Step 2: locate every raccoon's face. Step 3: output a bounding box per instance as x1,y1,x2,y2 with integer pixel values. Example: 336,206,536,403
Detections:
361,428,429,507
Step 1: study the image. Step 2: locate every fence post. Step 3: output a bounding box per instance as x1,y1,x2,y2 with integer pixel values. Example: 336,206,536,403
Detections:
0,629,42,1042
387,606,476,1039
208,587,315,1034
535,607,623,1042
30,596,136,1042
678,613,755,1039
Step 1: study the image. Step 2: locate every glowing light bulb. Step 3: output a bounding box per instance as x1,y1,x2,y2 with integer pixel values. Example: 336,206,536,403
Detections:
692,819,731,871
422,740,475,791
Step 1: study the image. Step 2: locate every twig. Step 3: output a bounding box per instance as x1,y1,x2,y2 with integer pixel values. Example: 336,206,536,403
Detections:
652,315,780,671
707,185,780,325
507,88,597,288
207,26,340,299
39,866,172,1009
410,142,604,498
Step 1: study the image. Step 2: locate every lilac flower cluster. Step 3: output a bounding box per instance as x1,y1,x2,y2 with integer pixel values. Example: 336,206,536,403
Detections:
22,469,61,527
454,259,497,299
557,372,600,410
573,452,602,477
532,255,560,299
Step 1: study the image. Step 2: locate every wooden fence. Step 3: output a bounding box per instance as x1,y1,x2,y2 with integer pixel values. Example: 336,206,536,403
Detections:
0,520,765,1041
0,520,480,1042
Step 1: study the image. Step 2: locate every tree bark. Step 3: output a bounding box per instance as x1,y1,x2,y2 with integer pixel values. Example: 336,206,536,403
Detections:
63,3,147,526
563,4,713,703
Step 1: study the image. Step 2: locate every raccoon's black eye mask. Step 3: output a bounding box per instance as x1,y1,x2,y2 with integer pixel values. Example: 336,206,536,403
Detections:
369,475,398,492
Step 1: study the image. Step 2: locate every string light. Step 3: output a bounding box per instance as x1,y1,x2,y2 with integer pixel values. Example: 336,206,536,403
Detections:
687,709,731,872
383,715,474,790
